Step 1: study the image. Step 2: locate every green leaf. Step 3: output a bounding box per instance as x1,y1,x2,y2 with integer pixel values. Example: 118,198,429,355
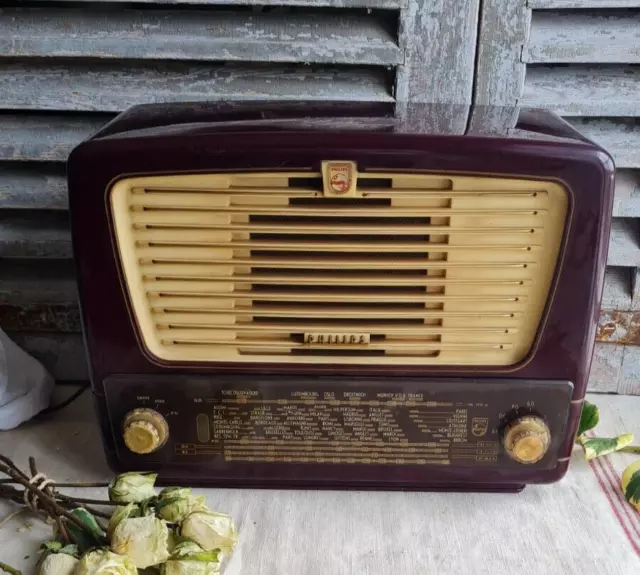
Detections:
578,400,600,436
65,509,106,553
39,542,62,553
578,433,634,460
139,496,158,517
624,470,640,508
179,550,221,563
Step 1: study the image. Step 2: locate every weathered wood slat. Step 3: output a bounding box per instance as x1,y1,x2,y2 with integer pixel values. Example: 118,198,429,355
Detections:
0,113,112,162
602,266,632,311
0,303,81,333
608,218,640,267
25,0,405,7
1,8,402,66
396,0,479,133
0,211,72,258
612,169,640,218
525,11,640,64
632,267,640,311
0,60,394,112
523,65,640,116
529,1,640,7
566,119,640,169
589,343,624,393
7,332,88,381
0,164,68,209
0,260,77,305
473,0,530,106
619,345,640,395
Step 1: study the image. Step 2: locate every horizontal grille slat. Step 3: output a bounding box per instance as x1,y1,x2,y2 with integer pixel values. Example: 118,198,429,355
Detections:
138,241,541,252
158,335,514,352
155,322,519,335
111,171,568,365
150,302,524,320
135,223,543,234
141,273,531,287
144,284,530,303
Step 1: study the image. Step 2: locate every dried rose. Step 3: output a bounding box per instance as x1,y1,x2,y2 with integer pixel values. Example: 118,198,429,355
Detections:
39,553,79,575
110,515,169,568
180,511,237,553
156,487,207,523
108,472,157,504
74,550,137,575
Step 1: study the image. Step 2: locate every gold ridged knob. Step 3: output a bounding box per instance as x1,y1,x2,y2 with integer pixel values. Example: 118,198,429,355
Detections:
123,409,169,455
502,415,551,464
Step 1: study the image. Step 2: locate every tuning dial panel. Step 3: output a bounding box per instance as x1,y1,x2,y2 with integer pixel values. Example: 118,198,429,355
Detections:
123,408,169,455
502,415,551,464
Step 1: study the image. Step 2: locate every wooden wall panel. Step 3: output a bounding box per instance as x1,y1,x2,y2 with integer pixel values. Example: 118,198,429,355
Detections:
475,1,640,394
0,0,479,383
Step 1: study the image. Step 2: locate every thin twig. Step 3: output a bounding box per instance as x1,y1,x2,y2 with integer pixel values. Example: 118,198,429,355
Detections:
31,454,72,544
0,461,104,540
54,482,111,488
0,455,30,481
56,514,70,543
63,497,119,507
0,562,22,575
0,484,112,520
0,479,110,488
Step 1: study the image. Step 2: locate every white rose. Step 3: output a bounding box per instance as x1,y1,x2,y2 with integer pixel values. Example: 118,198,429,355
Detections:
111,515,170,568
180,511,237,552
39,554,78,575
73,550,137,575
108,473,157,504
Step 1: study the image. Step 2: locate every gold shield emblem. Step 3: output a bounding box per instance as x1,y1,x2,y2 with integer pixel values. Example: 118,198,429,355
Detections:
471,417,489,437
322,161,358,197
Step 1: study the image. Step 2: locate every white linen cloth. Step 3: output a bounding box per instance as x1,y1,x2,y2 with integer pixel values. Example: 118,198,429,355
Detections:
0,328,54,430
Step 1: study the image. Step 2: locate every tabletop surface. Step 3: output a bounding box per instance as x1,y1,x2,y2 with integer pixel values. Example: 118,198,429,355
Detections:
1,390,639,575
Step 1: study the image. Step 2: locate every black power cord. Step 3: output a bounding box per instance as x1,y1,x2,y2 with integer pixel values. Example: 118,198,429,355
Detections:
36,381,90,418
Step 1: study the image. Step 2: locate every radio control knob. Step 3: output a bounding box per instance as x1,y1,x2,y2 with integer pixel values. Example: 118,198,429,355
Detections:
502,415,551,464
123,408,169,455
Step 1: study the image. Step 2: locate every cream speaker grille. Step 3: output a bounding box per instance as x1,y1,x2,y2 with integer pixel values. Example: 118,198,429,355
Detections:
110,168,568,366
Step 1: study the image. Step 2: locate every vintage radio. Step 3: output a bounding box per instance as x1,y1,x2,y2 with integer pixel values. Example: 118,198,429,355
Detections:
67,102,614,491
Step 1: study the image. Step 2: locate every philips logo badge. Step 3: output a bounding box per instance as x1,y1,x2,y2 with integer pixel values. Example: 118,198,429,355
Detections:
322,161,357,197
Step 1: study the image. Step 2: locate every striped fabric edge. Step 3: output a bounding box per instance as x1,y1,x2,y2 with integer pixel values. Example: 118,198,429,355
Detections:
586,431,640,557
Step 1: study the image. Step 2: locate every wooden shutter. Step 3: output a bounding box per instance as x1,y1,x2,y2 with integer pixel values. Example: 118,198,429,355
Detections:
0,0,479,379
474,0,640,394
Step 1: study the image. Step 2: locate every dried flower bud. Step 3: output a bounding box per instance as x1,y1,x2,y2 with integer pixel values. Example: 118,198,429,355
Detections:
39,553,78,575
156,488,208,523
74,550,137,575
180,511,237,553
108,472,157,504
110,516,170,568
